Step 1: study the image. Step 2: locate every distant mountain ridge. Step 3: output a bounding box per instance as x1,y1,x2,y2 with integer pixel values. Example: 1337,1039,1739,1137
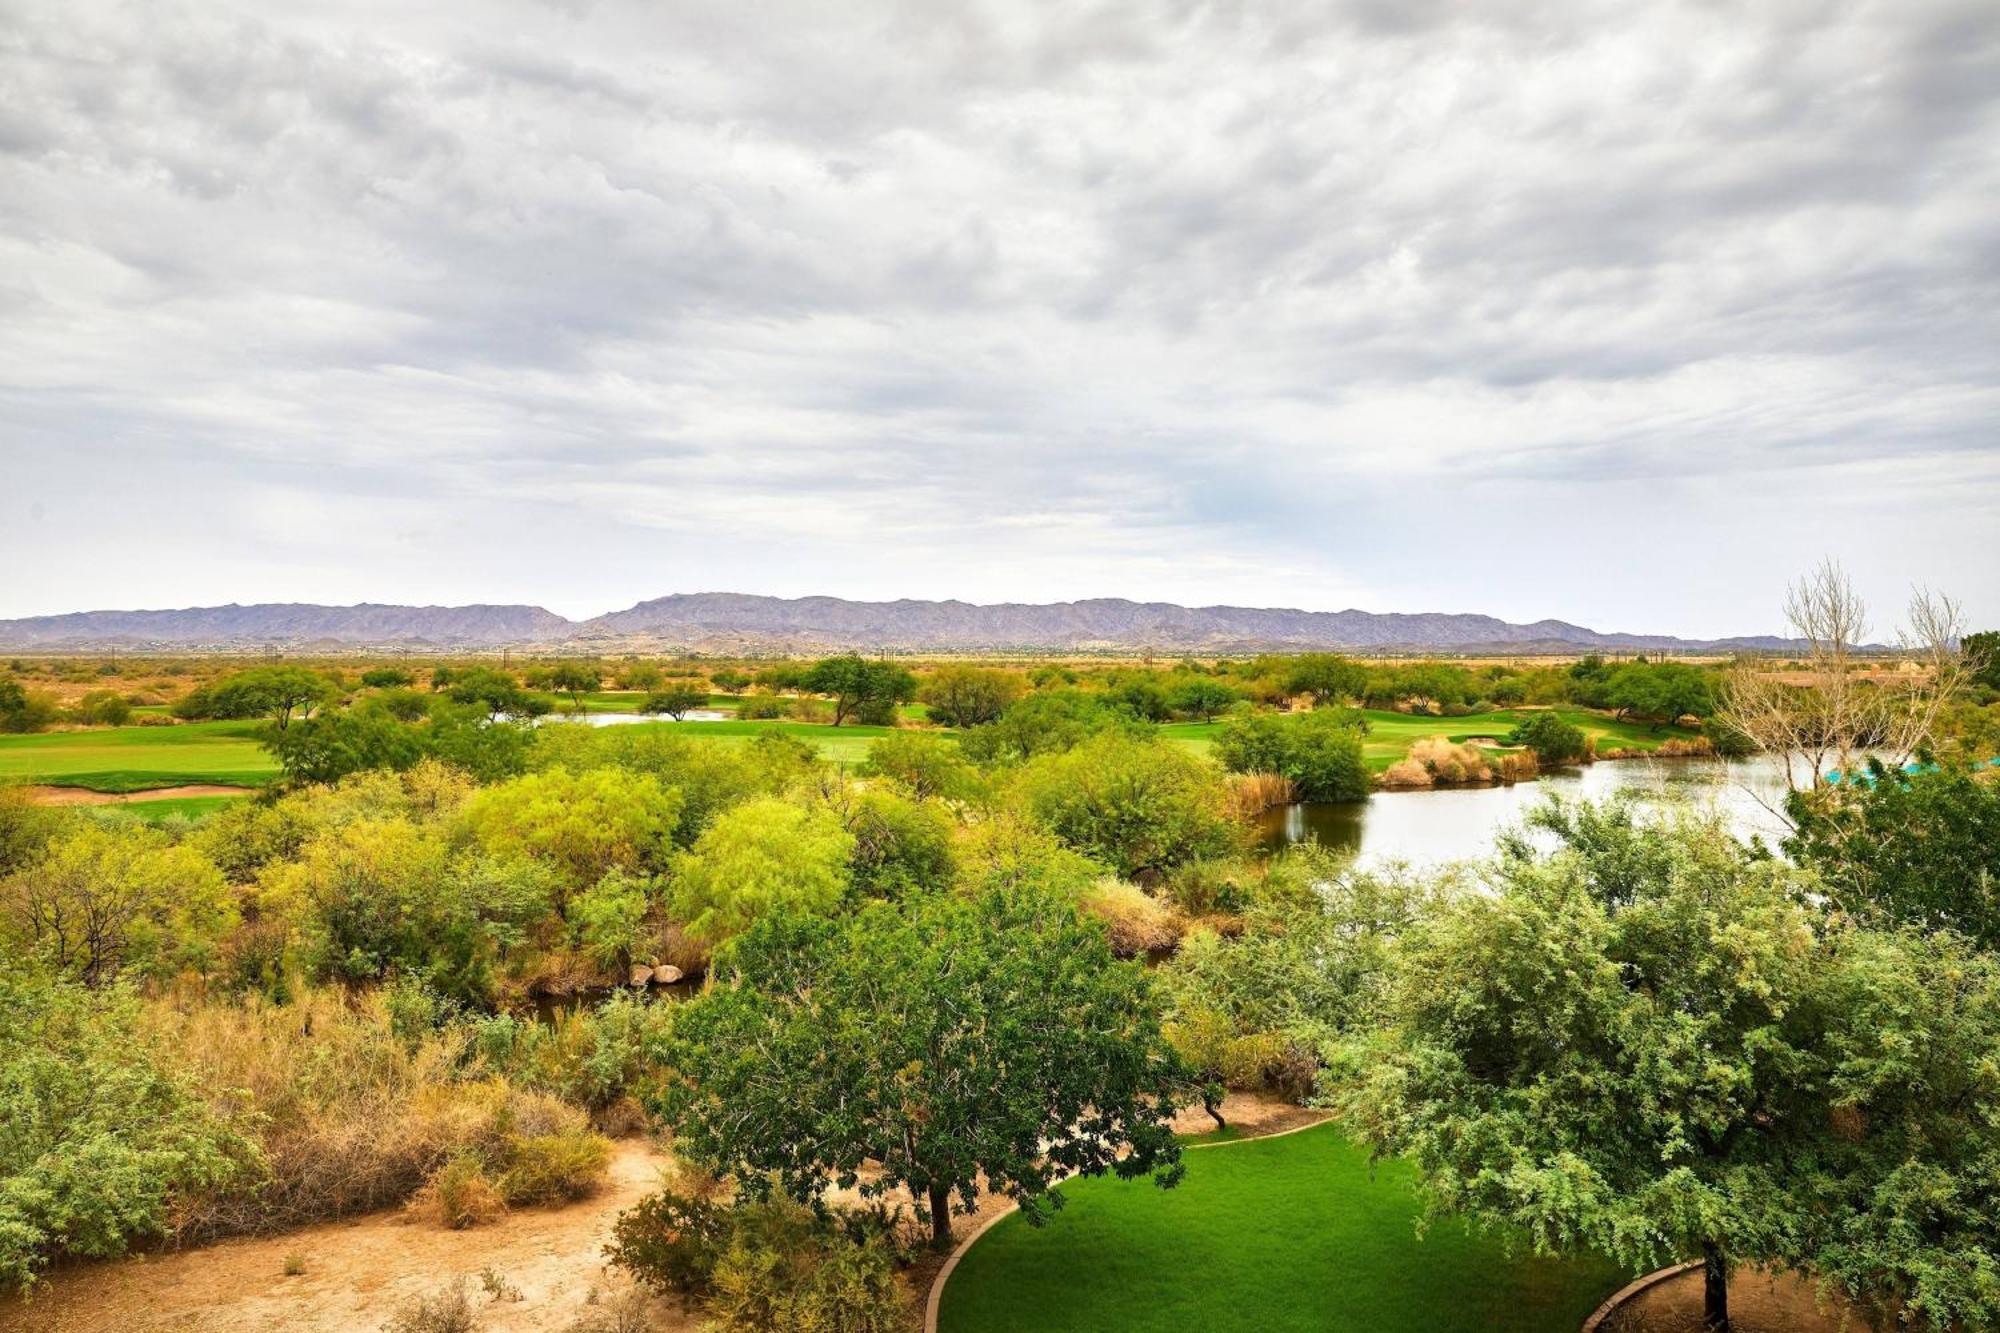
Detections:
0,594,1799,654
0,602,572,648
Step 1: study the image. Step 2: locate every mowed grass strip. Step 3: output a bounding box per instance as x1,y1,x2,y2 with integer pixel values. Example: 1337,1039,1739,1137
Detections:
937,1123,1628,1333
541,717,908,767
0,721,280,792
1162,708,1701,773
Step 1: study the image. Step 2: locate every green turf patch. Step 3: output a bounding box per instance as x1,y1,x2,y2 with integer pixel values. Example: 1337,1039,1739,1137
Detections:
111,794,251,822
937,1123,1628,1333
0,721,280,792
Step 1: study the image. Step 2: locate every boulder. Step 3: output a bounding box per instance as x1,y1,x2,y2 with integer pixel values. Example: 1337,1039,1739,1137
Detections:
654,965,685,985
628,964,654,987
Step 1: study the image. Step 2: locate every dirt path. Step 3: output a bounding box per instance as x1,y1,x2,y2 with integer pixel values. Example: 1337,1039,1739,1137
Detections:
0,1142,696,1333
24,785,255,805
1602,1266,1866,1333
2,1094,1322,1333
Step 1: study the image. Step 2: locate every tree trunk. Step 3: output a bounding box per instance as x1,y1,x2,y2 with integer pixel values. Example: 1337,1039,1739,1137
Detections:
929,1181,953,1248
1202,1084,1227,1131
1702,1240,1730,1332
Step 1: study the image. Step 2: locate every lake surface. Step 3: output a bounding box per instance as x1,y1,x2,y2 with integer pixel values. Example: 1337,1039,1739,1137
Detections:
1256,755,1799,866
541,710,730,726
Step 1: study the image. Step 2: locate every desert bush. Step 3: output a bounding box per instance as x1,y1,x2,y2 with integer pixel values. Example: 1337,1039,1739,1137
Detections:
383,1278,480,1333
496,1130,611,1206
736,691,788,719
1,822,235,984
1213,709,1369,802
668,798,853,946
0,967,257,1291
859,732,982,802
606,1177,732,1302
1159,858,1256,917
842,789,956,899
470,991,675,1117
610,1188,906,1332
1013,734,1242,877
708,1228,904,1333
408,1153,506,1229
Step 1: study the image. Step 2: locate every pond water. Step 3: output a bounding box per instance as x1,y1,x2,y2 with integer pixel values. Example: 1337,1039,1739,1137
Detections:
539,710,729,727
1256,755,1800,866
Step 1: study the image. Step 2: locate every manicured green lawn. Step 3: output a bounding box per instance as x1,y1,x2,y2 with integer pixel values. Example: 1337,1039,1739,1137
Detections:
112,793,251,822
548,717,909,767
1161,709,1700,773
938,1123,1628,1333
0,722,279,792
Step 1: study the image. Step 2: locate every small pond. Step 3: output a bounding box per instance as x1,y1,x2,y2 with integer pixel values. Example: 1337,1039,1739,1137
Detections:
1257,755,1800,866
539,710,730,727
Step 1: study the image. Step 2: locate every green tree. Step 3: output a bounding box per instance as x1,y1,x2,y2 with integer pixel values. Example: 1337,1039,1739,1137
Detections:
359,667,414,689
668,798,853,946
1,824,234,985
640,683,710,720
0,680,57,734
548,661,602,715
915,665,1024,728
1505,712,1588,765
802,656,916,727
1786,761,2000,948
261,704,427,785
655,883,1186,1245
1284,654,1368,708
1346,800,2000,1333
444,667,548,721
1168,678,1240,721
177,667,337,729
1603,661,1715,728
615,662,665,692
1964,630,2000,693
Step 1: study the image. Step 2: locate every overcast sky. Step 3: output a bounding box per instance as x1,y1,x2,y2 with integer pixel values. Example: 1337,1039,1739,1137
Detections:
3,0,1996,637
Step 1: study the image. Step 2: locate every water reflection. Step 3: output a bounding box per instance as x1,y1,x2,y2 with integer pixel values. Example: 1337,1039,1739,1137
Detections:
1256,755,1799,866
539,710,730,727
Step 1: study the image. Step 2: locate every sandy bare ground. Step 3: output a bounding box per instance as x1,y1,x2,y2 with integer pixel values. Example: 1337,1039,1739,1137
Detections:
24,785,255,806
0,1142,696,1333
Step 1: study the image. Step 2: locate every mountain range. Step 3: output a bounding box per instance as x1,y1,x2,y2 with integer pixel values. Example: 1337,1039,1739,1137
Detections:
0,594,1799,654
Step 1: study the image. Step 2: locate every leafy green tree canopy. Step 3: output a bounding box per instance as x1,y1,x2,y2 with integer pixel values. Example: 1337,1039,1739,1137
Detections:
654,883,1186,1245
802,656,916,727
916,665,1024,728
1347,798,2000,1333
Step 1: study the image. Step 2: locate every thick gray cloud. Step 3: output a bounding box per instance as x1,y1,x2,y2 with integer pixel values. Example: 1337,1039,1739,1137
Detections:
1,0,1995,636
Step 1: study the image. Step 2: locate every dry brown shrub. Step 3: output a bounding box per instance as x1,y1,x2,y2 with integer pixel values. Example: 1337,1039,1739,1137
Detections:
1378,758,1432,788
153,990,509,1239
1079,878,1184,956
1406,737,1498,785
1223,771,1296,819
406,1154,507,1229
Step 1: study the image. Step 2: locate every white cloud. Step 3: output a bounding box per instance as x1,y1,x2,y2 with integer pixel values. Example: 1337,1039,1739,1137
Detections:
1,0,1995,634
